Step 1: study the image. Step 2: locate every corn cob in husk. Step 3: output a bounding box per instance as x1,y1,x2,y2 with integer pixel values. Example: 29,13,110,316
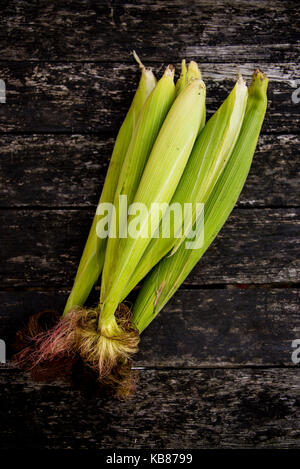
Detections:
120,76,248,302
63,57,156,316
99,77,206,334
133,70,268,332
101,66,176,291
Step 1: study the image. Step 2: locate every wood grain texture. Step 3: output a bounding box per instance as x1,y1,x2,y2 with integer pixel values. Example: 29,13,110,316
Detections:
0,0,299,62
0,0,299,450
1,208,298,287
0,62,299,133
1,289,299,367
0,134,299,208
0,368,299,449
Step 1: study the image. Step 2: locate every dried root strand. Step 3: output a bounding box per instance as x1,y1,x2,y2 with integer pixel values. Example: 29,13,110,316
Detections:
14,308,81,368
13,304,140,398
75,303,140,379
14,309,60,353
13,309,74,382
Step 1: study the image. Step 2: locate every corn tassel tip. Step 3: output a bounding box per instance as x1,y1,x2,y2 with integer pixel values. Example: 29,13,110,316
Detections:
237,74,246,87
253,68,268,80
164,64,175,78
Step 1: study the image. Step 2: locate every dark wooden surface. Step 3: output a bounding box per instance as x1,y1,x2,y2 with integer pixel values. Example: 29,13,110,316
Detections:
0,62,299,133
1,368,300,449
0,0,299,450
1,208,299,287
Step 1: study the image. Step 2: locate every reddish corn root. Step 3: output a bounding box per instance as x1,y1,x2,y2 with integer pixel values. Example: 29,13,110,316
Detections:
13,309,76,382
13,305,140,398
14,309,59,354
14,309,78,368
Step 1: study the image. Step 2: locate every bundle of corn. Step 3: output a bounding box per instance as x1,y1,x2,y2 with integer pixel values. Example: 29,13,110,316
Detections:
15,54,268,398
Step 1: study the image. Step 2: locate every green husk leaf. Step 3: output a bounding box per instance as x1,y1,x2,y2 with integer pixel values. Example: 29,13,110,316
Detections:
175,59,187,96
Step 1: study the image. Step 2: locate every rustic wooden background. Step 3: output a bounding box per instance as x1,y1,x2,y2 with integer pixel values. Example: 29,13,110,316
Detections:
0,0,299,449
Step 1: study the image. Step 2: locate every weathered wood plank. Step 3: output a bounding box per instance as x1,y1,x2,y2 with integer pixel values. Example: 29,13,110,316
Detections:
0,62,299,133
0,0,299,62
0,368,299,449
0,134,298,208
1,289,299,367
0,135,113,208
139,289,300,367
0,0,298,451
0,208,299,287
